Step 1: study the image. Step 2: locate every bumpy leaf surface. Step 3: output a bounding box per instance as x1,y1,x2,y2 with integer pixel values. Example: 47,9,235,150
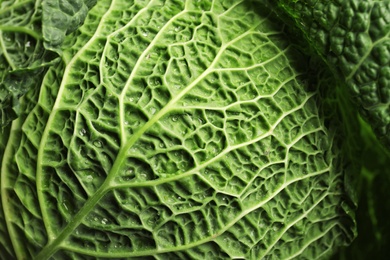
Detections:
273,0,390,149
1,0,355,259
42,0,97,51
0,0,47,127
0,0,96,128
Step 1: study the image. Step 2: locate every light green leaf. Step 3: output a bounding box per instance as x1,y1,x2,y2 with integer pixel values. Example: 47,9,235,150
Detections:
0,125,14,259
1,1,357,259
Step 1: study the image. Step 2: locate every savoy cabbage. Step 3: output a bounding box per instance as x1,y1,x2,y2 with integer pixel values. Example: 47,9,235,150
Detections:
0,0,389,259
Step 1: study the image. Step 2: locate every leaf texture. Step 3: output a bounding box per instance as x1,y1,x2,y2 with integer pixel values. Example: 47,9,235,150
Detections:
272,0,390,149
42,0,98,51
0,0,47,127
1,0,355,259
0,125,14,259
0,0,96,128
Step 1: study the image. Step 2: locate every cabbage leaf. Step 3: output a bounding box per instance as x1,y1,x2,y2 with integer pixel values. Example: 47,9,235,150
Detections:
272,0,390,149
0,0,96,128
3,0,383,259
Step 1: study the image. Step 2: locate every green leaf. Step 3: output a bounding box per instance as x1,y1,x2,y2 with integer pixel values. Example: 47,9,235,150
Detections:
1,1,355,259
42,0,97,52
335,118,390,259
0,0,46,127
0,124,15,259
268,1,390,257
0,0,96,128
272,0,390,149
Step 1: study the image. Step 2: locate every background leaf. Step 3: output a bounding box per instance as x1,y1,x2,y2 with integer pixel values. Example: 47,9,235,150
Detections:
272,0,390,150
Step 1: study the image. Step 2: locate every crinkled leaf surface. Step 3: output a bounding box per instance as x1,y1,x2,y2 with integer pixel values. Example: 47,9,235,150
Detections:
0,0,96,128
1,0,355,259
334,118,390,259
269,1,390,257
0,0,47,127
42,0,97,51
272,0,390,149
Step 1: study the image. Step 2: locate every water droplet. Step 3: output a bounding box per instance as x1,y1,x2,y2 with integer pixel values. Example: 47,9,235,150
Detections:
150,107,156,115
85,175,94,182
125,169,134,176
93,140,103,148
101,218,108,225
25,41,31,48
79,128,87,136
141,30,148,36
259,222,265,228
174,26,180,32
171,116,178,122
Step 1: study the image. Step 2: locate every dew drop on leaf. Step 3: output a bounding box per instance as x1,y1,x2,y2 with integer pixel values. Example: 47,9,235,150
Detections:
79,128,86,136
141,30,148,36
85,175,93,182
93,140,103,148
